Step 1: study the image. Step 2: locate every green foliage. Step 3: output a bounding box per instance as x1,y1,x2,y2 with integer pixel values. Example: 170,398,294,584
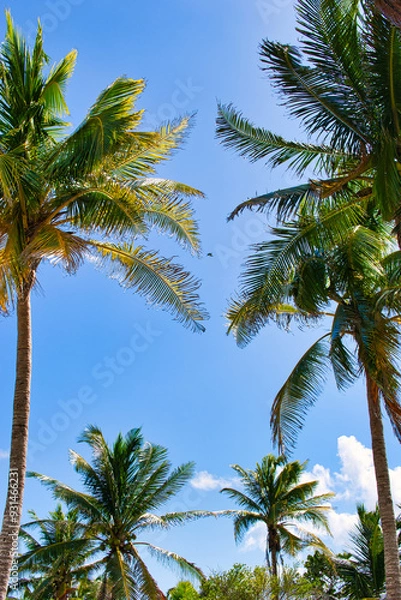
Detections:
219,0,401,460
198,564,318,600
217,0,401,229
9,505,94,599
304,550,342,598
27,426,214,600
226,207,401,454
220,455,333,575
73,578,106,600
168,581,200,600
335,505,386,599
199,564,268,600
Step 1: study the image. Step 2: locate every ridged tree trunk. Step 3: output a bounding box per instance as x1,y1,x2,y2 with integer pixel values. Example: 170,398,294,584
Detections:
98,576,110,600
268,526,279,577
376,0,401,28
366,375,401,600
0,289,32,599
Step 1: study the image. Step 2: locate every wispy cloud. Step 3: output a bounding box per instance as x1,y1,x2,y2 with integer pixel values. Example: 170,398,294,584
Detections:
190,470,239,492
0,449,9,460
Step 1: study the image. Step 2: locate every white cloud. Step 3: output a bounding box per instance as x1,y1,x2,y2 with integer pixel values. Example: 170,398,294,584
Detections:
299,436,401,511
190,470,239,492
325,510,358,552
301,463,335,496
333,435,401,509
334,435,378,508
0,449,9,460
241,522,265,553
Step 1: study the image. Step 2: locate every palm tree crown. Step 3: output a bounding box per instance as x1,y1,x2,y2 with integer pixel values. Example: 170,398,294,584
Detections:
226,214,401,453
16,505,95,600
217,0,401,242
221,454,333,576
0,13,206,328
29,426,210,599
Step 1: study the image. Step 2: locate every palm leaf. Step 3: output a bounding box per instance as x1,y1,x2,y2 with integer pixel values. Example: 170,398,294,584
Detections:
93,242,207,332
271,335,331,453
216,104,346,175
138,542,204,581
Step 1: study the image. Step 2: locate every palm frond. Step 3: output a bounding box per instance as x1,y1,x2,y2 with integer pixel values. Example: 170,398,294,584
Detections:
47,78,146,178
228,183,318,223
136,510,217,530
259,39,369,151
139,542,204,581
93,242,207,332
108,117,192,182
271,335,331,453
41,50,77,118
216,104,346,175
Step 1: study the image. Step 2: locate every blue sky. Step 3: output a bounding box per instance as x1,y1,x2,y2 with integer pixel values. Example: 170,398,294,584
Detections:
0,0,401,592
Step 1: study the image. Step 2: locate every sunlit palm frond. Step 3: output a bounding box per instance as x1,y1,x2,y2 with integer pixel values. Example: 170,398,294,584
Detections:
93,242,207,332
27,472,104,523
136,510,217,530
41,49,77,119
23,224,88,272
112,117,192,179
141,196,201,253
47,78,146,179
140,543,204,581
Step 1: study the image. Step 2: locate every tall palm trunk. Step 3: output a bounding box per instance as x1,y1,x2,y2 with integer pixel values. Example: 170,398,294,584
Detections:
268,527,279,577
0,289,32,599
265,533,271,570
268,528,279,600
366,375,401,600
375,0,401,28
98,576,110,600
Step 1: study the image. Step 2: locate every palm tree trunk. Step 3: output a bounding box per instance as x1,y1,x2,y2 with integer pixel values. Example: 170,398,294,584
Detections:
98,576,109,600
0,290,32,599
265,534,271,570
268,528,280,600
366,374,401,600
375,0,401,28
268,527,278,577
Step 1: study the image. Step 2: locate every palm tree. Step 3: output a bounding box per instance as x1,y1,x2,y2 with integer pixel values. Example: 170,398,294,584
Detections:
0,14,206,594
29,426,211,599
335,504,386,600
226,212,401,597
14,505,94,599
220,454,333,577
